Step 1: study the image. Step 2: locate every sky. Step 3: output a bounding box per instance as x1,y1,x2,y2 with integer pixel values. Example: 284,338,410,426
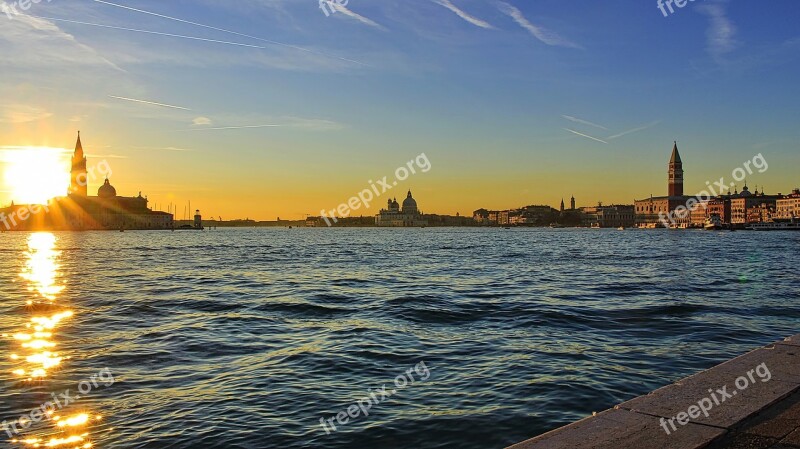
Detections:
0,0,799,220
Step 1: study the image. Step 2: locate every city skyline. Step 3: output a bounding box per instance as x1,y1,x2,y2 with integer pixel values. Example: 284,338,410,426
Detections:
1,1,799,220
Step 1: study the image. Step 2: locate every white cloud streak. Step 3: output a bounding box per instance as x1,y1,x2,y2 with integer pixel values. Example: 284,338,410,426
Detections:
563,128,608,144
607,120,661,140
561,115,607,130
180,124,282,131
0,105,54,124
109,95,191,110
698,1,737,62
432,0,493,29
331,3,387,31
497,2,579,48
35,16,271,50
90,0,369,66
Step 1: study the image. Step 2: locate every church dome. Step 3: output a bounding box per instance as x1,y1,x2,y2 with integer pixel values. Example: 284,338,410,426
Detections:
98,178,117,198
402,190,418,213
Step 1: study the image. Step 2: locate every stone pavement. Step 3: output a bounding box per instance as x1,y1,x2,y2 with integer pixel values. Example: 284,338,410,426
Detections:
507,334,800,449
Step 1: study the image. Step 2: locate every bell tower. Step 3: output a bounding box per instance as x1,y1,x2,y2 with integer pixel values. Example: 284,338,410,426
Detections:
668,141,684,197
69,131,88,196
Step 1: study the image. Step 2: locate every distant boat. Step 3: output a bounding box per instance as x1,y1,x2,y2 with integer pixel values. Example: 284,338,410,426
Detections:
748,219,800,231
704,214,723,231
549,223,564,228
617,226,625,231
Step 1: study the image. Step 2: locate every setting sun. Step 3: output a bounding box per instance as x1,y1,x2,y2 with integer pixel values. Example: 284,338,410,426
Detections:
2,147,70,205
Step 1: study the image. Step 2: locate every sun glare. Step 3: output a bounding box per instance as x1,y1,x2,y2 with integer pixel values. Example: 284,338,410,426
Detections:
2,147,70,205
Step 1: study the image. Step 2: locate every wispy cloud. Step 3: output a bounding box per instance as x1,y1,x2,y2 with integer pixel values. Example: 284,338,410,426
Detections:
192,116,213,126
36,16,271,50
0,13,123,72
607,120,661,140
177,124,283,131
132,146,194,152
331,3,387,31
497,2,579,48
109,95,191,110
175,117,345,132
561,115,607,130
697,1,737,62
433,0,493,29
90,0,369,66
86,153,128,159
563,128,608,144
0,105,53,124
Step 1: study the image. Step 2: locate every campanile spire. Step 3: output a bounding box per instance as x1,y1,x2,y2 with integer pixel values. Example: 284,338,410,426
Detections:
668,141,684,197
70,131,88,196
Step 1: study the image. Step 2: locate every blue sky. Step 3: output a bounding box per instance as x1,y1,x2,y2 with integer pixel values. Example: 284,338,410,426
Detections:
0,0,798,219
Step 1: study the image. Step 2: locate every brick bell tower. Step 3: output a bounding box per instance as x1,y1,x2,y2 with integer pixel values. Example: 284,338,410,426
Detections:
668,141,684,197
69,131,88,196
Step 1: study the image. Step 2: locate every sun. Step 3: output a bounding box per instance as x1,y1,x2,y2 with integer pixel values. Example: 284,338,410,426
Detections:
3,147,71,205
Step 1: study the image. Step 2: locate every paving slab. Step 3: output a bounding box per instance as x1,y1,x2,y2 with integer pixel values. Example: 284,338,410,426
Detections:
781,429,800,446
620,345,800,428
704,345,800,385
776,335,800,348
714,433,777,449
745,393,800,439
506,408,725,449
508,335,800,449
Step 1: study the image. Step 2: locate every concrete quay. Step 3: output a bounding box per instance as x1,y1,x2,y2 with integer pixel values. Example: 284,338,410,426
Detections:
508,334,800,449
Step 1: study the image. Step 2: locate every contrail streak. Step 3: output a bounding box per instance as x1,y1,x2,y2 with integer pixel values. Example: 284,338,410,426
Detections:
109,95,191,110
179,124,284,131
90,0,369,66
561,115,608,130
35,16,269,49
607,120,661,140
563,128,608,144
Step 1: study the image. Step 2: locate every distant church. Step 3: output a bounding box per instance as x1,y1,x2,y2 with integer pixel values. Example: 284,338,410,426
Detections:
375,190,427,227
50,133,173,230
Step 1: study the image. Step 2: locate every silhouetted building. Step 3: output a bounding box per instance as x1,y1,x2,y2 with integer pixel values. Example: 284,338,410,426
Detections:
5,133,175,231
375,190,427,227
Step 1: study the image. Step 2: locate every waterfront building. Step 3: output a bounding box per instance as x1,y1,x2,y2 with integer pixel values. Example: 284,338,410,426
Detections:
747,202,776,224
421,213,474,226
53,133,174,230
1,133,175,231
581,204,635,228
776,189,800,220
729,185,780,226
634,142,694,227
375,190,427,227
689,200,710,228
472,205,556,226
473,208,490,225
498,210,510,225
706,196,731,225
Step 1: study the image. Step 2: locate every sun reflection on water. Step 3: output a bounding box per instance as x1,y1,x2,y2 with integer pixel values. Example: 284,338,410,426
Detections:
5,234,108,448
9,235,72,381
19,233,65,302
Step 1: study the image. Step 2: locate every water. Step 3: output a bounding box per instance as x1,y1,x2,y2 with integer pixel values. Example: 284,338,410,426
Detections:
1,228,798,449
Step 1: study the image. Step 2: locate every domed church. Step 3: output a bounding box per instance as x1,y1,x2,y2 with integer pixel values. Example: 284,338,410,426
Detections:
375,190,427,227
48,132,174,230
